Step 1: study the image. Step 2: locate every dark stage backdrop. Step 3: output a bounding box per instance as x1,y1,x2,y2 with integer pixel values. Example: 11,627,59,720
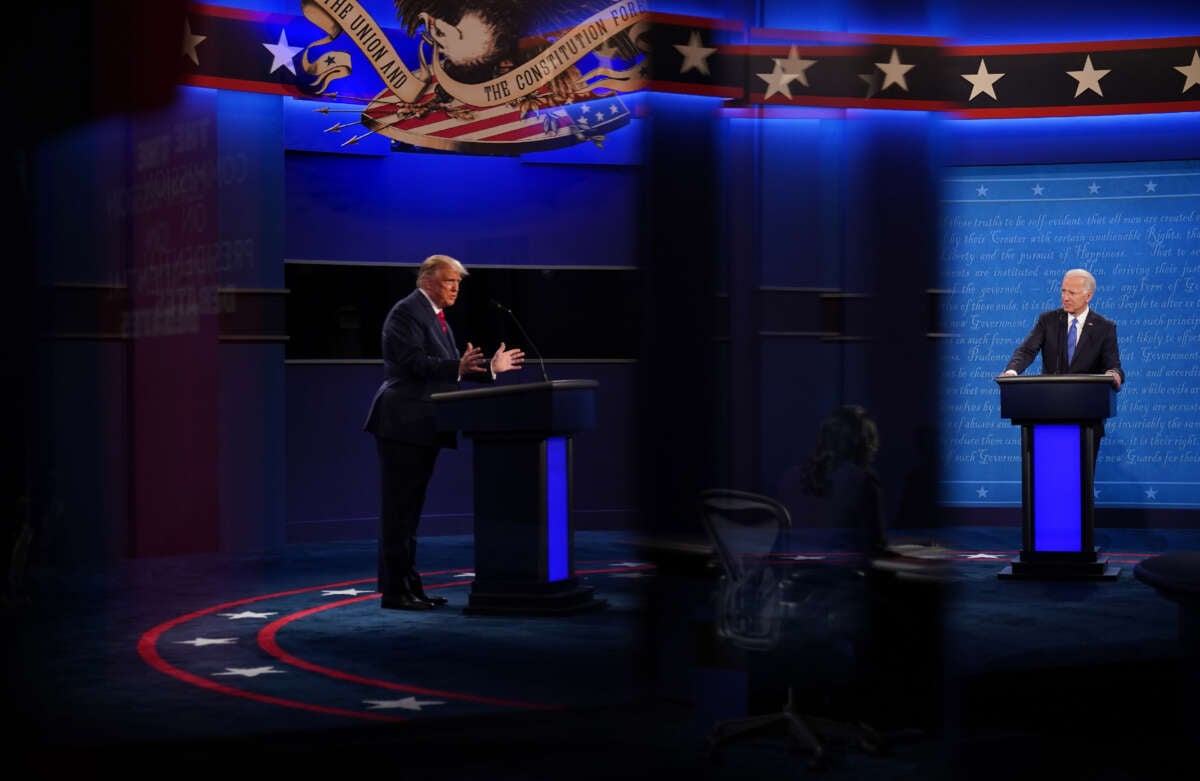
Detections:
285,263,641,362
939,159,1200,510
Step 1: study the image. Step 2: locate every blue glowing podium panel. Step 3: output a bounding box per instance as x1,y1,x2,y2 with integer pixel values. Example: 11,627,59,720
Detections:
996,375,1120,581
433,380,605,615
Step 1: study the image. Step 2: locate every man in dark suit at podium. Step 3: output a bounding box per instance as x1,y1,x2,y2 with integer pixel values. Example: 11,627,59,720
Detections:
1002,268,1124,465
364,254,525,610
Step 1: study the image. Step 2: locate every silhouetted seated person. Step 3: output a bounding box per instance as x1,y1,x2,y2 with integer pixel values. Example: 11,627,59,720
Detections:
790,404,889,559
785,405,946,733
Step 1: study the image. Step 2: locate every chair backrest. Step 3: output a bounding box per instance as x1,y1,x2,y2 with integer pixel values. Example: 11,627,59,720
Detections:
699,489,791,652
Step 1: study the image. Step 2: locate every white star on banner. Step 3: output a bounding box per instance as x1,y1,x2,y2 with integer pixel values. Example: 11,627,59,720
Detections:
1088,181,1101,194
1175,50,1200,93
976,185,989,197
181,19,206,66
876,48,914,92
364,696,445,711
1145,180,1158,192
962,59,1004,101
1032,184,1045,196
976,486,989,498
1067,55,1109,98
1145,487,1158,500
263,29,303,75
965,553,1004,559
322,588,374,597
592,39,620,70
213,666,286,678
218,611,278,619
674,31,717,76
858,71,882,99
758,62,799,100
776,46,817,87
176,637,237,647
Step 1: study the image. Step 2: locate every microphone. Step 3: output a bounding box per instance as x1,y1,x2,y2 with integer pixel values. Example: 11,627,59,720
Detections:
489,299,550,382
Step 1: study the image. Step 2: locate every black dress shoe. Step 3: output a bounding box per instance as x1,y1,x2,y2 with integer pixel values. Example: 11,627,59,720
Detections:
380,594,434,611
415,592,448,606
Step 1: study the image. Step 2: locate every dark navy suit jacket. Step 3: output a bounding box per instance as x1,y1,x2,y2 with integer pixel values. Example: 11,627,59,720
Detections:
363,289,490,447
1005,307,1124,379
1004,307,1125,434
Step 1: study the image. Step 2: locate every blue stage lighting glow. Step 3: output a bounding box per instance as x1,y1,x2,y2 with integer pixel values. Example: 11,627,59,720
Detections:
546,437,568,582
1033,425,1082,552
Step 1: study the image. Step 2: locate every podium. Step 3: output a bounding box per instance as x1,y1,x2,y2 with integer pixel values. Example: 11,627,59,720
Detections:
995,375,1120,580
432,379,607,615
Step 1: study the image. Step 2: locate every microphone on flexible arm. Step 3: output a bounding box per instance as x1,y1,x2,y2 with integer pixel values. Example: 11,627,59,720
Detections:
489,299,551,382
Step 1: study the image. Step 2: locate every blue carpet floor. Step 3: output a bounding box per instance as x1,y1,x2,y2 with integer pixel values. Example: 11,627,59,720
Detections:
5,527,1199,778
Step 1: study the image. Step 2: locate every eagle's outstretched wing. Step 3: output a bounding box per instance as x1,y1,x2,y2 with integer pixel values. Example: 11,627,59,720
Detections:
393,1,611,39
393,1,614,83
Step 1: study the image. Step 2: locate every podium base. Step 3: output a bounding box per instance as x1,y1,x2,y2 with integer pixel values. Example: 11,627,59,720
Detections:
463,580,608,616
998,556,1121,581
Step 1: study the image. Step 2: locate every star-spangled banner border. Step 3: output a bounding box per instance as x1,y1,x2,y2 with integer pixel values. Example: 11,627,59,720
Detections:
179,5,1199,119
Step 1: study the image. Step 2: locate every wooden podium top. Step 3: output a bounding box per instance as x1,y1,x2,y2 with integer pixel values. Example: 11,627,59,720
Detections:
995,373,1117,422
431,379,597,403
432,379,598,435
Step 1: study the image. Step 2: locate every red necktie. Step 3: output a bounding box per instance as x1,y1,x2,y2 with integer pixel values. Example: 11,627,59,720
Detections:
437,310,448,333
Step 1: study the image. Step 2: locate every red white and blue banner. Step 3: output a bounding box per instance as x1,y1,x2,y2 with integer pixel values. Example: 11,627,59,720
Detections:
176,2,1200,155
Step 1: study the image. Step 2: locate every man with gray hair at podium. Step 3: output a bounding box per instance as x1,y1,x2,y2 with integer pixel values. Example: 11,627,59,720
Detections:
364,254,525,611
1001,268,1125,466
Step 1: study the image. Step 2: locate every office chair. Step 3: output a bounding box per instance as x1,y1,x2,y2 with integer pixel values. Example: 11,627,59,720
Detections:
697,488,886,768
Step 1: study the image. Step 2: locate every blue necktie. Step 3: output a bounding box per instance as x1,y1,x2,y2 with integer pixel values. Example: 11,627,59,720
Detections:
1067,317,1078,365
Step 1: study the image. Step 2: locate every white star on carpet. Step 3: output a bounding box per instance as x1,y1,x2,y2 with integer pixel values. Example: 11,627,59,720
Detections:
263,29,303,76
1145,180,1158,192
364,696,445,711
181,19,206,66
218,610,278,619
976,486,989,498
758,61,799,100
1088,181,1101,194
176,637,237,647
790,554,827,561
962,59,1004,101
674,31,717,76
213,666,286,678
453,573,475,579
1175,50,1200,93
611,562,648,568
965,553,1004,559
1032,184,1045,196
1145,487,1158,500
1067,55,1109,98
322,588,374,596
976,185,989,197
876,48,914,92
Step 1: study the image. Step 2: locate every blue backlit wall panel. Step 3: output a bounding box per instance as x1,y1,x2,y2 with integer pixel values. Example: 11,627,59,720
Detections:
939,158,1200,509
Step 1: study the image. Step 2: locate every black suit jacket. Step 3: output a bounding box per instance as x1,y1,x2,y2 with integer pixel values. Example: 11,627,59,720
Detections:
363,289,490,447
1005,308,1124,379
1005,307,1125,434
